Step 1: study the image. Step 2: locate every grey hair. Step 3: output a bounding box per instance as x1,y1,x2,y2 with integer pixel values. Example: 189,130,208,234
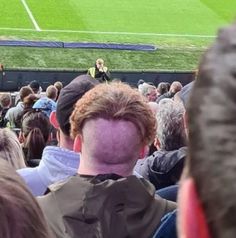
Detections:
156,98,186,151
138,83,156,97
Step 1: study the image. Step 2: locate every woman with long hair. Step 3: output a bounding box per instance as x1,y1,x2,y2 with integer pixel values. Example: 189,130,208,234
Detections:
20,110,51,167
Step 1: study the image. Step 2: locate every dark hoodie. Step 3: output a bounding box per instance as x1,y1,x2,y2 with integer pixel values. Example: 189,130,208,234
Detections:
38,174,176,238
134,147,187,190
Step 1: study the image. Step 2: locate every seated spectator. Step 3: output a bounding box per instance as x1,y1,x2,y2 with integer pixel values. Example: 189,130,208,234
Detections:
20,110,50,167
0,93,12,127
0,128,26,169
18,75,99,196
54,81,63,101
0,160,52,238
178,22,236,238
33,94,57,118
46,85,58,102
29,80,41,95
23,93,40,113
38,82,176,238
139,82,157,102
135,98,187,189
157,82,169,97
15,94,40,127
87,58,111,82
157,81,183,103
5,86,33,128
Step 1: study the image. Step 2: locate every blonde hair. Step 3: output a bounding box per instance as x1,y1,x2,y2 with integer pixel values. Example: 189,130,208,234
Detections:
0,128,26,169
46,85,58,101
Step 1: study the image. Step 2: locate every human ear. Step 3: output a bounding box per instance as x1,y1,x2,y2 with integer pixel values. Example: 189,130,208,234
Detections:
73,135,82,153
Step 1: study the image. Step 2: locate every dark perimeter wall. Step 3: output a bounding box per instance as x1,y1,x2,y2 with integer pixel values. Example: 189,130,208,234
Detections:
0,69,195,91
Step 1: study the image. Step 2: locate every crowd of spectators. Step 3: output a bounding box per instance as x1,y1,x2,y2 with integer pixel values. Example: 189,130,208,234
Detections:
0,21,236,238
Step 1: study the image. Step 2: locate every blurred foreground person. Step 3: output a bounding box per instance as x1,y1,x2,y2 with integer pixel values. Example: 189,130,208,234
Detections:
38,82,176,238
178,22,236,238
0,128,26,169
0,160,52,238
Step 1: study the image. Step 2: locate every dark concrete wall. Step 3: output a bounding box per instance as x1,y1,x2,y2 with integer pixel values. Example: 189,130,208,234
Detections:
0,69,195,91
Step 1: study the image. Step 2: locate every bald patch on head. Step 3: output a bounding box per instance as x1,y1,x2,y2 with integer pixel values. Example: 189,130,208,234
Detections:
81,118,142,165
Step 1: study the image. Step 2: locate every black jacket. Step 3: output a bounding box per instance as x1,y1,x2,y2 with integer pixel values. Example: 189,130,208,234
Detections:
134,147,187,190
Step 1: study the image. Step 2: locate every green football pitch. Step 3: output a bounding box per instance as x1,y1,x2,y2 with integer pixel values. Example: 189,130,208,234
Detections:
0,0,236,71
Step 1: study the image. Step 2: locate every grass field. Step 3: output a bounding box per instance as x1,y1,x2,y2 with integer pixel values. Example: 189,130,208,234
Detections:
0,0,236,71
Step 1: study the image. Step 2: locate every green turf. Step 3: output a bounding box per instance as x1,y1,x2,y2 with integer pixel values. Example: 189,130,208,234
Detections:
0,0,33,29
0,45,205,71
0,0,235,71
25,0,227,34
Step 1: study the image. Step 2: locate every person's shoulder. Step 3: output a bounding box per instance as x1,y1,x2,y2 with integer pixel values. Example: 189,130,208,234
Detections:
17,166,36,176
5,106,16,115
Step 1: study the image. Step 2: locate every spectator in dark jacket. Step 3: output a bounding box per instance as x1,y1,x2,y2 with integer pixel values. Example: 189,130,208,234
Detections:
135,98,187,189
157,81,183,103
5,86,33,128
0,93,11,127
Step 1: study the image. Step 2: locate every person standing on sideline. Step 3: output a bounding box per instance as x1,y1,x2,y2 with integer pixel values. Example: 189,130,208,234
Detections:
88,58,111,82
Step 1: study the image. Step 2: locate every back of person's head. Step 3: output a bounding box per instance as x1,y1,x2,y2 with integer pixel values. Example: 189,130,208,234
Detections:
70,82,156,176
156,99,186,151
54,81,63,100
158,82,169,95
29,80,40,94
19,86,33,102
138,83,157,102
0,128,26,170
170,81,183,93
15,94,39,129
23,93,39,110
178,22,236,238
0,160,52,238
21,110,50,161
0,93,11,108
54,81,63,92
54,75,99,137
46,85,58,101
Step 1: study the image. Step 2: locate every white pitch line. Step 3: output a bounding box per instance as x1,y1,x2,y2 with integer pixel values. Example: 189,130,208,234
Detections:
20,0,41,31
0,26,216,38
